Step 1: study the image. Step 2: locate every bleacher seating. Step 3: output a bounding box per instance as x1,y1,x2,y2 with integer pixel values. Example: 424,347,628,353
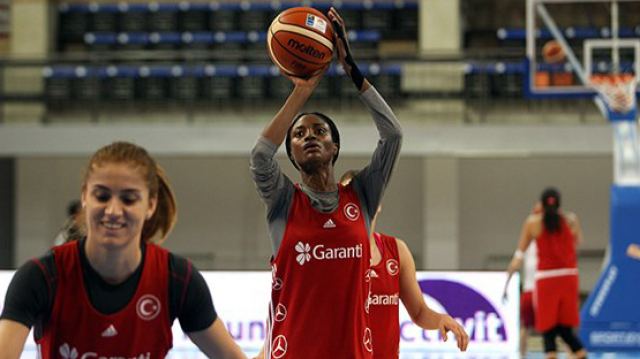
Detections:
47,0,417,106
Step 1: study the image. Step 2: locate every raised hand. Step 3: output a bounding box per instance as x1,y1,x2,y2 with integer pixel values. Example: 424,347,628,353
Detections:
327,7,364,91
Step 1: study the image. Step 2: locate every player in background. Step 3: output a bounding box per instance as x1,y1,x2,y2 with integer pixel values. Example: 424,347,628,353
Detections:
342,171,468,358
505,188,587,359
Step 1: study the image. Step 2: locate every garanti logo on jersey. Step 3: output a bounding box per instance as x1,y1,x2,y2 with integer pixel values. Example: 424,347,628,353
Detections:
295,241,362,266
57,343,150,359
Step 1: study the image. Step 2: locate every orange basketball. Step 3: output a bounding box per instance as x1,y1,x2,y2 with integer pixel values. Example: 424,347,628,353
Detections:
542,40,566,64
267,7,334,78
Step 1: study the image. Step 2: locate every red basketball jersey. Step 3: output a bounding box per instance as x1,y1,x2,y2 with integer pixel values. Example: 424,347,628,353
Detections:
369,232,401,359
267,184,372,359
36,241,173,358
536,217,577,270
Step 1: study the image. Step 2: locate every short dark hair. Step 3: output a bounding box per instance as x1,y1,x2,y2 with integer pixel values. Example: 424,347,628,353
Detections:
285,112,340,170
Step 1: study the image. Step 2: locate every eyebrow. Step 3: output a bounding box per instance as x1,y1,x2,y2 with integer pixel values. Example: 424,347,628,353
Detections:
92,184,142,194
294,122,328,130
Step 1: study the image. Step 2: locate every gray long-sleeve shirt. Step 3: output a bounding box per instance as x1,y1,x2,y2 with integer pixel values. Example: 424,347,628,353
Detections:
250,86,402,253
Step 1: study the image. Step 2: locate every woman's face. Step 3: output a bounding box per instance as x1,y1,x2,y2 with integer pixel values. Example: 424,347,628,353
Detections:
289,115,338,172
81,162,156,249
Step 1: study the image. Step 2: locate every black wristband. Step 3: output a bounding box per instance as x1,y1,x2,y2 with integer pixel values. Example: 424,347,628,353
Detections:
332,20,365,91
348,59,364,91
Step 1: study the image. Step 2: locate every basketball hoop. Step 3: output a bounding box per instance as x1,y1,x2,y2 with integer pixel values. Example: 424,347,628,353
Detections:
592,74,638,121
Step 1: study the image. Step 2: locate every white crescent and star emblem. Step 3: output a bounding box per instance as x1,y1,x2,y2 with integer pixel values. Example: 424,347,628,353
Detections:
343,202,360,221
272,335,288,358
386,259,399,276
274,303,287,322
136,294,161,321
363,327,373,352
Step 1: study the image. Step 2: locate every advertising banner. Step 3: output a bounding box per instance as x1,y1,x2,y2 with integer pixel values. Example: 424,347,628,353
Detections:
0,270,519,357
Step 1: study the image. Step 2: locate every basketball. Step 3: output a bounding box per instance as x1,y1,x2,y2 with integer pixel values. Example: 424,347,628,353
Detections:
267,7,335,78
542,40,566,64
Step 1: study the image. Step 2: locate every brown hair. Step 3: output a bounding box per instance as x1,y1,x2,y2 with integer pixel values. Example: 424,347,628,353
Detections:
79,141,177,243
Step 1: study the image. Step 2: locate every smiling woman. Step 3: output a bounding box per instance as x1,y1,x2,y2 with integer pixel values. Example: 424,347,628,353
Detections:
0,142,247,359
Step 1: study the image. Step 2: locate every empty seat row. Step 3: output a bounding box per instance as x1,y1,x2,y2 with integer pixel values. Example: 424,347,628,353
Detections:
58,1,418,52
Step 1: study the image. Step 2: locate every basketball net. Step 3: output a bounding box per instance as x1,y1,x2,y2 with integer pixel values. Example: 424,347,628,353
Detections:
592,74,638,122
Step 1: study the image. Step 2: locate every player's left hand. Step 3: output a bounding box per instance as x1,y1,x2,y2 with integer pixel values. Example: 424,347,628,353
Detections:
438,314,469,352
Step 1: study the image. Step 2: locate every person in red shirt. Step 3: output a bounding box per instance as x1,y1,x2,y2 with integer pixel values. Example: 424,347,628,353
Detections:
252,171,468,359
250,8,401,358
345,172,468,358
0,141,246,359
505,188,587,359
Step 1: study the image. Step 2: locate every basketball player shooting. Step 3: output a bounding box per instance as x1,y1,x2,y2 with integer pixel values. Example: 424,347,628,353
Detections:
249,7,402,358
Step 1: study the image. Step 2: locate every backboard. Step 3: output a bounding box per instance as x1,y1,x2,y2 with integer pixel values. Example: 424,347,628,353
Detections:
525,0,640,100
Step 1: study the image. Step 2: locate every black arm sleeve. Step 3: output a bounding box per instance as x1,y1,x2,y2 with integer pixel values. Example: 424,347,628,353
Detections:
0,256,53,328
169,254,217,333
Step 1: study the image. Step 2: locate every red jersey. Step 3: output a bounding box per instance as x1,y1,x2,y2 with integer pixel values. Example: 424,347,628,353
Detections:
267,184,372,359
369,232,401,359
536,217,577,271
36,241,173,358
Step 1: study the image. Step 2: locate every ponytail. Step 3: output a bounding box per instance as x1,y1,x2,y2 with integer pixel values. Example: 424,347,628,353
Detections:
541,187,561,233
141,166,177,243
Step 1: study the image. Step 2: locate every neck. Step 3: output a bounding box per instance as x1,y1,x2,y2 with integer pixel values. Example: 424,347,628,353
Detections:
84,237,142,285
301,166,337,192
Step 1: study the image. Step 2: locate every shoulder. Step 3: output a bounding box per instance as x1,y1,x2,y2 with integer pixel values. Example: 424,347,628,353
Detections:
168,252,192,281
563,211,578,223
394,238,412,262
395,237,408,252
526,213,542,224
26,250,57,281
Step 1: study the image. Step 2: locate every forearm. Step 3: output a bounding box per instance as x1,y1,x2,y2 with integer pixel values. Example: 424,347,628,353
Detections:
354,87,402,214
361,86,402,140
0,319,30,359
249,137,286,202
411,305,444,330
188,318,247,359
507,257,523,276
261,86,314,145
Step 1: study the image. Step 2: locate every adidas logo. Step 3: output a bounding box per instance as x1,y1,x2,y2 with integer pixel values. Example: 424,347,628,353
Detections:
101,324,118,337
370,269,379,278
323,219,336,229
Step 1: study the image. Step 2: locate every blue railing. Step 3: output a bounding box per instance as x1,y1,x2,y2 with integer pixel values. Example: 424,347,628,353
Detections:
83,30,380,46
43,62,402,79
58,0,418,14
464,60,636,75
497,26,640,40
43,60,634,79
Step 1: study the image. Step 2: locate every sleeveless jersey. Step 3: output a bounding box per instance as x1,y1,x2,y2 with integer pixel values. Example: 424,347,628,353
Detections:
369,232,401,359
266,184,372,359
536,217,577,271
36,241,173,358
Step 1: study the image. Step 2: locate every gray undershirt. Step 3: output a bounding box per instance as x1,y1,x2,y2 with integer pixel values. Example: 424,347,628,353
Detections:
250,86,402,253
